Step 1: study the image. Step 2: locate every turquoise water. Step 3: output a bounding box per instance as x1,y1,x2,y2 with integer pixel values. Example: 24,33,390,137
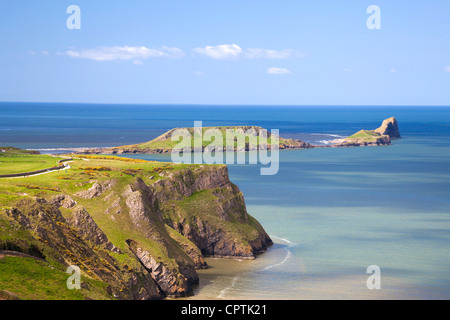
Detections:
136,140,450,300
1,103,449,299
220,141,450,299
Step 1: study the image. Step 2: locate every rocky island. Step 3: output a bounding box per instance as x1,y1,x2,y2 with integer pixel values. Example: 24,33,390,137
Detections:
328,117,401,147
78,117,400,155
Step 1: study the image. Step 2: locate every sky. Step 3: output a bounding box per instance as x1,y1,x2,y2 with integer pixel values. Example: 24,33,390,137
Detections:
0,0,449,106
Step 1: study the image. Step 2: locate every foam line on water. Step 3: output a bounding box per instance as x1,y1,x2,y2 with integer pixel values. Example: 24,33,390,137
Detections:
269,235,298,246
310,133,345,138
262,248,291,271
217,276,239,299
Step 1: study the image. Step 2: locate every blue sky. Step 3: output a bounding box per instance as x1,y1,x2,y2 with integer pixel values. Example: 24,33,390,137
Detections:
0,1,449,105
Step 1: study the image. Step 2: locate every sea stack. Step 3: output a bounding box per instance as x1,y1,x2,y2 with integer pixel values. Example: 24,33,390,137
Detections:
374,117,401,139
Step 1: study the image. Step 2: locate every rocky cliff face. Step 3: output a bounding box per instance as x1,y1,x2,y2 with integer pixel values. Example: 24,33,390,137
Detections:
1,164,271,300
374,117,401,139
153,166,272,259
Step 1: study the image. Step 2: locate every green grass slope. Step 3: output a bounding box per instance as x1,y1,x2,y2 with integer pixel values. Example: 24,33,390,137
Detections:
0,148,65,175
0,150,271,299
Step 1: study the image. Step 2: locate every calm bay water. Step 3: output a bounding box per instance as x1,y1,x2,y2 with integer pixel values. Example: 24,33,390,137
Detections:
1,102,449,299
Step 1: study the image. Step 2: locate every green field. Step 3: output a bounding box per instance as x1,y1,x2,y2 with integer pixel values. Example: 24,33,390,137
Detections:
0,154,191,206
345,130,381,142
0,256,109,300
0,148,65,175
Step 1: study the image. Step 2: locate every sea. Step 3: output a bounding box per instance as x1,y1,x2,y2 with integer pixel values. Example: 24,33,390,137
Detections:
1,102,449,299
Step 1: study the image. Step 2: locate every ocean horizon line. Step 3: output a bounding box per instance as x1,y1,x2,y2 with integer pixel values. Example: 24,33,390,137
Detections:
1,101,450,108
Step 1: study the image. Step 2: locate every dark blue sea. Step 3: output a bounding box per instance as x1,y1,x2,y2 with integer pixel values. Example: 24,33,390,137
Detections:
1,102,449,299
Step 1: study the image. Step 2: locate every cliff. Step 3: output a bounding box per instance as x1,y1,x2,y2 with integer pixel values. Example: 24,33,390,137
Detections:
374,117,401,139
0,157,271,300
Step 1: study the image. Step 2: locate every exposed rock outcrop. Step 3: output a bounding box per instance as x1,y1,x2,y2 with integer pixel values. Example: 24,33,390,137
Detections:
374,117,401,139
165,225,207,269
121,166,271,294
50,194,77,208
67,205,122,254
122,178,198,297
152,166,273,259
126,239,197,297
75,180,116,199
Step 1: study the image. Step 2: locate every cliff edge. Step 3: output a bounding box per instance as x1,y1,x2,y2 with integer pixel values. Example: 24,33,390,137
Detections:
0,156,271,300
374,117,401,139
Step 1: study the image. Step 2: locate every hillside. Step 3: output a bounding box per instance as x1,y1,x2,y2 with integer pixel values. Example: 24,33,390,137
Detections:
0,153,272,300
81,126,313,154
0,148,68,176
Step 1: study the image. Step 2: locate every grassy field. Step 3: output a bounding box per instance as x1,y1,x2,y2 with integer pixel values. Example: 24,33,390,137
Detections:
0,147,65,175
345,130,381,142
0,256,109,300
0,154,193,207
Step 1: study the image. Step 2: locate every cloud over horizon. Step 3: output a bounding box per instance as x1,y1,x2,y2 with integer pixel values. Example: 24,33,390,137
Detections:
65,46,185,62
61,43,302,64
193,44,302,60
267,67,291,75
192,44,242,60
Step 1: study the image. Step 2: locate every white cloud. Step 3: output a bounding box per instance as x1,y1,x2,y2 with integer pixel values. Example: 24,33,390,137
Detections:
63,44,301,63
65,46,185,62
267,67,291,75
192,44,242,60
193,44,302,60
390,68,397,73
445,66,450,72
194,70,205,76
41,51,49,56
244,48,301,59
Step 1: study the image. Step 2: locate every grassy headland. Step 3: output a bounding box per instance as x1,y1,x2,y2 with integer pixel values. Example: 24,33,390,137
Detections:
0,150,271,300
